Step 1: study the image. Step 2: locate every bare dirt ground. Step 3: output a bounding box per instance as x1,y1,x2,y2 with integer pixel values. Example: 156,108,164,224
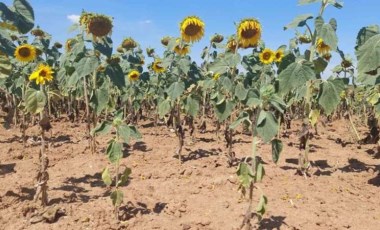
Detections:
0,116,379,230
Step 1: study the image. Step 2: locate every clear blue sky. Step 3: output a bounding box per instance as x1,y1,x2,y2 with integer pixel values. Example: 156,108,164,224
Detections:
3,0,380,66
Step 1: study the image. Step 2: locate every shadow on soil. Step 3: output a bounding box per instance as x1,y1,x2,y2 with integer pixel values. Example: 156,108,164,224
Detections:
176,148,220,162
0,163,16,175
259,216,288,230
119,201,167,221
4,187,35,201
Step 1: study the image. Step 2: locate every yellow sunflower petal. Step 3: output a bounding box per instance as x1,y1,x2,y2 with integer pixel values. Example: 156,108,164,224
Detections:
259,48,275,65
180,16,205,43
14,44,37,62
237,18,262,48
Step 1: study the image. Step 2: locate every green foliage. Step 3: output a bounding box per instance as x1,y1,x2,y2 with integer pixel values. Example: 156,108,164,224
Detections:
106,139,123,164
284,14,313,30
25,88,46,114
278,61,316,96
102,167,112,186
256,111,279,143
236,162,254,188
271,139,283,164
318,78,347,115
110,190,123,207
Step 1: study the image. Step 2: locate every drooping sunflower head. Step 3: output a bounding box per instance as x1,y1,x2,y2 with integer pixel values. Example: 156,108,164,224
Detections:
341,59,353,68
128,70,140,81
152,59,165,73
116,46,124,53
106,55,121,65
29,64,54,85
298,35,312,44
180,16,205,43
31,27,45,37
226,36,239,52
14,44,37,62
274,49,284,63
259,48,275,65
65,38,77,52
121,37,138,50
146,48,155,57
54,42,63,49
173,39,190,56
316,38,330,55
85,14,113,39
211,33,224,43
237,18,262,48
161,36,171,46
323,53,332,62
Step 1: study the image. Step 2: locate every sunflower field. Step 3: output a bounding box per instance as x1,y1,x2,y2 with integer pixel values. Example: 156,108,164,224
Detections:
0,0,380,229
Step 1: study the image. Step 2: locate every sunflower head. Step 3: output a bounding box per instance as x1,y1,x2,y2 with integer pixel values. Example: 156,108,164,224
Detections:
180,16,205,43
226,37,239,52
341,59,352,68
274,49,284,63
65,38,77,52
79,11,94,26
259,48,275,65
54,42,63,49
29,64,54,85
173,39,190,56
237,18,262,48
146,48,155,57
10,35,18,41
85,14,113,39
121,37,138,50
316,38,330,55
211,33,224,43
31,27,45,37
128,70,140,81
298,35,312,44
106,56,121,65
212,73,220,81
161,36,171,46
14,44,37,63
323,53,332,62
152,59,165,73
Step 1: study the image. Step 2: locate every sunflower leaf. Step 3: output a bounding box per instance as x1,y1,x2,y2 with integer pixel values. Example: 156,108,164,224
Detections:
357,34,380,79
318,78,347,115
284,14,313,30
25,88,46,114
13,0,34,34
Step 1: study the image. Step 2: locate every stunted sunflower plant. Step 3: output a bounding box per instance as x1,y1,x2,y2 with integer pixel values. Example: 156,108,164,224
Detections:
281,0,348,176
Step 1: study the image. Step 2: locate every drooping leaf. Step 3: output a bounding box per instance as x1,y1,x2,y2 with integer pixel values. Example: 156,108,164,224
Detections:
110,190,123,207
318,78,347,115
357,34,380,79
284,14,313,30
167,81,185,100
117,167,132,187
106,139,123,164
235,82,248,101
237,162,254,188
102,167,112,186
271,139,283,164
256,111,278,143
25,88,46,114
13,0,35,34
278,61,316,96
91,121,112,136
75,56,99,77
158,99,171,118
214,99,235,122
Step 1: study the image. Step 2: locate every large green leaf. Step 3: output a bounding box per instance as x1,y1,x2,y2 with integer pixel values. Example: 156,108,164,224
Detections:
0,54,11,78
278,60,316,96
13,0,35,34
318,78,347,115
90,86,109,115
214,99,235,122
105,64,125,89
184,95,199,117
230,111,251,130
234,82,248,101
256,111,278,143
75,56,99,77
355,25,379,50
91,121,112,136
25,88,46,114
357,34,380,78
117,167,132,187
284,14,313,30
208,52,240,74
317,22,338,51
93,36,113,58
158,99,171,118
106,139,123,164
167,81,185,100
118,124,141,144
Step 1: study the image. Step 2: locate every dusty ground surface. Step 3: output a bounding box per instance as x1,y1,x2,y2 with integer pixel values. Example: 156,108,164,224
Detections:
0,116,380,230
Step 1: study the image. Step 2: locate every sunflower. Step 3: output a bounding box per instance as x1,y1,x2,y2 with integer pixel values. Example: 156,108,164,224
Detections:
161,36,170,46
212,73,220,81
211,33,224,43
274,49,284,63
121,37,138,50
259,48,275,64
237,18,262,48
152,59,165,73
0,22,18,31
173,39,190,56
226,37,239,52
180,16,205,43
79,12,94,26
31,27,45,37
86,14,113,39
65,38,77,52
323,53,332,62
54,42,63,49
316,38,330,55
29,64,54,85
14,44,37,62
128,70,140,81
